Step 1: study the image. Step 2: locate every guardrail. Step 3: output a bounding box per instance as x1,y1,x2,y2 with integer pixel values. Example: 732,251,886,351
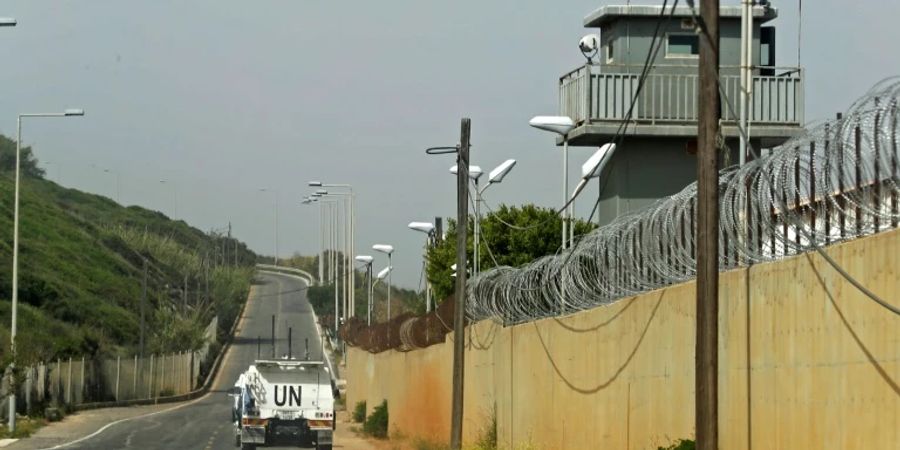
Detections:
255,264,317,286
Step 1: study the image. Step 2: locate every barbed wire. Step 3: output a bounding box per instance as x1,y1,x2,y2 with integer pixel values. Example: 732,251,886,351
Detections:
467,79,900,324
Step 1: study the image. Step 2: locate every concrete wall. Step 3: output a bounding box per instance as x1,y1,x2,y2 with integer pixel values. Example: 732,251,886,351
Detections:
346,229,899,449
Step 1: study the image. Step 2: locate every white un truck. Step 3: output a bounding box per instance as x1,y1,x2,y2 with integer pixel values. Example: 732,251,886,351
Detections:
231,360,335,450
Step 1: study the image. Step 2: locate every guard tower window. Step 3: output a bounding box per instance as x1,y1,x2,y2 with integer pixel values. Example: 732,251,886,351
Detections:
666,34,699,58
606,39,614,63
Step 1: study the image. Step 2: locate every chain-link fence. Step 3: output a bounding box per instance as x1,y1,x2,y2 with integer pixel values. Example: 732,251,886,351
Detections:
0,317,217,418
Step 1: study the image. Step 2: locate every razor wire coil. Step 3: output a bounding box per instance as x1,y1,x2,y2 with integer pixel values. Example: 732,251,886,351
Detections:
467,79,900,325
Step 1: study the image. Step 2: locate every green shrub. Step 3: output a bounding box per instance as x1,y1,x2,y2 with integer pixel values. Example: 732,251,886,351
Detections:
363,400,388,438
352,400,366,423
658,439,695,450
474,407,498,450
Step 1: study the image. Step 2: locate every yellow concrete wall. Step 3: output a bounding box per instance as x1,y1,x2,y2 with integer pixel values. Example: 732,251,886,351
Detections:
346,229,900,449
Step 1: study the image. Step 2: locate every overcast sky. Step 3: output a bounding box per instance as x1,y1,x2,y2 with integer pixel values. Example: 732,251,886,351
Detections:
2,1,898,288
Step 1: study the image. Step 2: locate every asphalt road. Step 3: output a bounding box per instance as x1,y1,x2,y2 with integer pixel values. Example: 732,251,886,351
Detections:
64,271,327,450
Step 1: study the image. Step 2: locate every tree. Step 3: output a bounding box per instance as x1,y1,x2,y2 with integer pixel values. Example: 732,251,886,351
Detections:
426,204,595,301
0,134,45,178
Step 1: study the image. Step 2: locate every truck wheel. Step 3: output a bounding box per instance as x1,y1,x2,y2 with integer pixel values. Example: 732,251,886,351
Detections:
316,445,332,450
234,433,240,447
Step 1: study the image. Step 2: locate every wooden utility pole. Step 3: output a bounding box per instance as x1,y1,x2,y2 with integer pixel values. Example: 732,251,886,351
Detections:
450,118,470,450
696,1,720,450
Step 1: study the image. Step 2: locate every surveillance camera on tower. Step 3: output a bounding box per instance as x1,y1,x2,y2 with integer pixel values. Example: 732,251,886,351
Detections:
579,34,600,63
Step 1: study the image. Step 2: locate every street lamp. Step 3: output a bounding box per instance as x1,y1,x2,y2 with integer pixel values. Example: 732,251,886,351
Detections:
259,188,279,266
301,197,324,282
0,18,15,27
450,159,517,275
569,143,617,242
408,222,435,312
476,159,517,274
313,188,354,330
530,115,575,250
553,143,615,315
375,265,392,282
312,197,341,332
355,255,374,325
372,244,394,320
9,108,85,431
309,181,356,323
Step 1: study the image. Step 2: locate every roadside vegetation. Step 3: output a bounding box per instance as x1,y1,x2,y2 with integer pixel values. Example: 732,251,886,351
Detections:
0,416,45,439
363,400,389,438
427,204,596,301
659,439,695,450
352,400,366,423
0,135,256,369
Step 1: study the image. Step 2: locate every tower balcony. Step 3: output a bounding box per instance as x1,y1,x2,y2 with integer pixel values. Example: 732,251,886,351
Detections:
558,64,804,146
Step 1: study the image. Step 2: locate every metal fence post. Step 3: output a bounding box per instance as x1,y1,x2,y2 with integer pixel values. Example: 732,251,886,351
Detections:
133,355,138,401
66,357,72,406
80,357,85,404
115,356,121,401
56,358,61,403
148,354,154,399
24,366,31,415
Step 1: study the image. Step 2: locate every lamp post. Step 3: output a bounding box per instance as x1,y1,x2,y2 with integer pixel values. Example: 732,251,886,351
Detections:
302,197,326,284
450,165,482,275
259,188,279,266
310,195,342,332
372,244,394,320
355,255,374,325
552,143,617,315
529,116,575,250
374,265,393,321
310,181,356,321
0,18,16,27
570,144,617,235
408,222,435,312
450,159,517,275
10,108,85,431
314,189,353,328
311,193,336,285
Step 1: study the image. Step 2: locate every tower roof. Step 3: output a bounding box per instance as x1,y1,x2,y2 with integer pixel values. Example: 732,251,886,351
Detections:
584,5,778,28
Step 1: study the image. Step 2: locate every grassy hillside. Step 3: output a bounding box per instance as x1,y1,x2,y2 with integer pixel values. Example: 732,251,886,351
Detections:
0,136,256,367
